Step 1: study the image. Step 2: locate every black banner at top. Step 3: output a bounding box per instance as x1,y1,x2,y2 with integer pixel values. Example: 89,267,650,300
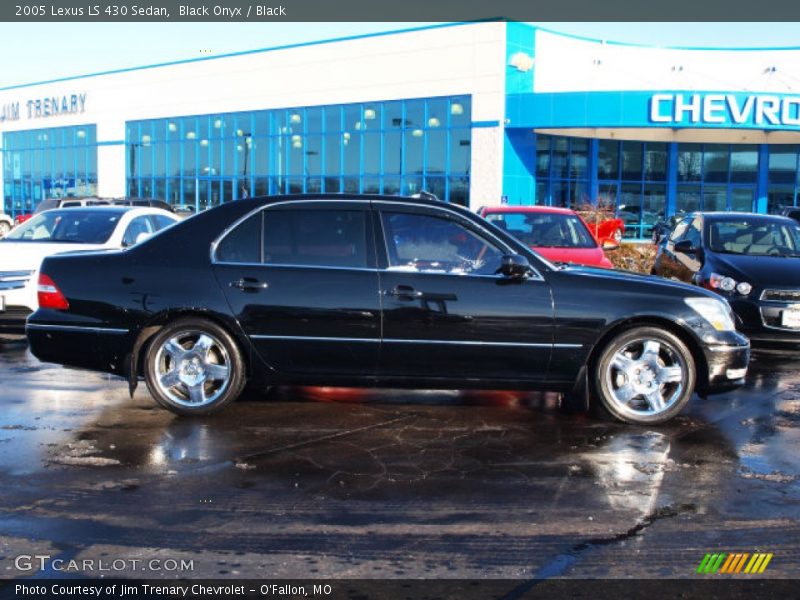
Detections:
3,0,800,22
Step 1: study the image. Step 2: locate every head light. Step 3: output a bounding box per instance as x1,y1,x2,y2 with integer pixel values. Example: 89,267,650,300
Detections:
736,281,753,296
709,272,751,295
685,297,736,332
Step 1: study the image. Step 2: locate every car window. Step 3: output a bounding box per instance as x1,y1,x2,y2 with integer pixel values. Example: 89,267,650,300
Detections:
684,217,702,247
122,216,155,246
484,211,596,248
263,209,368,268
381,212,504,275
152,214,177,231
669,218,691,242
215,212,262,263
4,210,122,244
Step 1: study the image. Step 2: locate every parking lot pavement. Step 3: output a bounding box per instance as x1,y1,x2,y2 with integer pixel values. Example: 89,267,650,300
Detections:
0,338,798,581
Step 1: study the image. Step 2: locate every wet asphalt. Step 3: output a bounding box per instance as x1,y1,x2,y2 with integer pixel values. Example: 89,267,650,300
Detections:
0,337,798,583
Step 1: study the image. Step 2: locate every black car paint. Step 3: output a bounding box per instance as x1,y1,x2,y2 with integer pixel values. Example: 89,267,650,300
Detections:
653,212,800,344
27,195,749,402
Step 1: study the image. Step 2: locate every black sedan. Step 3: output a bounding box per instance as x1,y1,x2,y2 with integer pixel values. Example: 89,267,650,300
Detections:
653,212,800,345
27,195,749,424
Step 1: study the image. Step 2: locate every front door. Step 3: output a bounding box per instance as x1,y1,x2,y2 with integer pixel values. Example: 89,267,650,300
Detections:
373,202,554,382
212,201,381,376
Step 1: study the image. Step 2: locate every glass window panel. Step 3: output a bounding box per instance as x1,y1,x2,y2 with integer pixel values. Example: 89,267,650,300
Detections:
643,184,667,236
305,135,322,176
619,183,642,238
536,136,550,177
598,139,619,179
344,105,361,135
426,98,447,130
223,138,236,176
363,132,381,174
405,100,425,129
382,176,400,196
677,144,702,182
343,177,359,194
449,130,471,175
304,107,322,133
731,145,758,183
768,186,795,214
343,132,361,174
570,138,588,179
216,211,261,263
168,142,181,177
552,137,569,179
768,146,799,184
362,176,380,194
621,142,643,180
427,129,447,175
209,180,222,208
598,182,618,211
325,133,342,175
154,143,166,178
138,144,152,178
677,185,701,213
403,175,423,196
324,177,341,193
703,145,729,183
385,101,403,129
165,119,180,141
254,177,270,197
425,176,445,201
449,96,470,127
550,181,567,208
404,129,424,176
703,185,727,211
535,181,548,205
306,177,322,193
167,178,181,205
288,136,304,177
324,106,341,133
254,111,270,136
363,104,381,129
154,178,166,201
644,143,667,181
731,187,754,212
384,131,402,175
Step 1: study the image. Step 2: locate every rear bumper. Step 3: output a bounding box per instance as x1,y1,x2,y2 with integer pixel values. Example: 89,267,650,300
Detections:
701,340,750,394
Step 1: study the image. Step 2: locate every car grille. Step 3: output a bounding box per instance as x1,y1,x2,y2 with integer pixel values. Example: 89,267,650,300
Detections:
0,270,34,291
761,289,800,303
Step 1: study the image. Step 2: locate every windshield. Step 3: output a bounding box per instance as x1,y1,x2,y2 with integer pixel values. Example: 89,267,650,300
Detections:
708,217,800,257
484,211,597,248
3,210,122,244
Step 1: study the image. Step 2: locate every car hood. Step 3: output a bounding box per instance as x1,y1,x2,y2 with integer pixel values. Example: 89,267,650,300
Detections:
533,245,612,268
0,241,111,271
559,263,720,298
710,253,800,288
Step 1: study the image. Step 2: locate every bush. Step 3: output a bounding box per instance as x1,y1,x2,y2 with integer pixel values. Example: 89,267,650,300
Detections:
607,243,657,274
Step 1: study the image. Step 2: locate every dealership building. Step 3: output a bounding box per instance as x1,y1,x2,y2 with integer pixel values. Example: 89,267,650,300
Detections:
1,21,800,238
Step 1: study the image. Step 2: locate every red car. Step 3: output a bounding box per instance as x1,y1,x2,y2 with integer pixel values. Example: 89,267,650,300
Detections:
478,205,617,269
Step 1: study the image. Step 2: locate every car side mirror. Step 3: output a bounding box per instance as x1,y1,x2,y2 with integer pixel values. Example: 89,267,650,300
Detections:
602,239,620,251
498,254,532,279
673,239,697,254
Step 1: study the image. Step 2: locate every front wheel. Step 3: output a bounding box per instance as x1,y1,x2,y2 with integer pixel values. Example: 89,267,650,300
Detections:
144,318,247,416
594,326,695,424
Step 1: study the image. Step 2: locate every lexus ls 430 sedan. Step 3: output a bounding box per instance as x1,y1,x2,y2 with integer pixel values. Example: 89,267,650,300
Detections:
27,195,750,424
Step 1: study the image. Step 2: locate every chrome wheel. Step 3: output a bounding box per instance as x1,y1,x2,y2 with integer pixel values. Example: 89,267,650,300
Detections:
604,337,687,419
153,330,232,408
0,222,10,237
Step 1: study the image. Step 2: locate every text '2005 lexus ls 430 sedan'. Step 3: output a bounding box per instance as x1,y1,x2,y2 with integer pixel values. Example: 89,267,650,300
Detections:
26,195,750,425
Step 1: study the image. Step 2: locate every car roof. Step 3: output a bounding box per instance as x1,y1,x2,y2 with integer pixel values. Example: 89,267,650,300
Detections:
481,205,577,215
694,211,795,222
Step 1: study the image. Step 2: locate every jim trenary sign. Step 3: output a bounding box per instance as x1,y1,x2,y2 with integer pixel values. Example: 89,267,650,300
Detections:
650,93,800,127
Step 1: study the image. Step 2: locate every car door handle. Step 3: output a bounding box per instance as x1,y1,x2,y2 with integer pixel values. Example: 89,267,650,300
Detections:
230,277,268,292
385,285,424,300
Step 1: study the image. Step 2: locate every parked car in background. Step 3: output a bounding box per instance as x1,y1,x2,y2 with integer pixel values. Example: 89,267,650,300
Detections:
112,197,175,212
0,212,12,237
34,197,111,214
574,210,625,244
780,206,800,225
173,205,197,219
652,212,800,345
618,205,660,239
14,214,33,227
0,206,178,335
27,194,748,424
478,206,616,268
652,213,685,245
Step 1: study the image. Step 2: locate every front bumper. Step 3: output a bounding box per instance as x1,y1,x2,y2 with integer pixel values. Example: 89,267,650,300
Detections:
701,339,750,394
0,306,32,334
729,296,800,346
0,272,36,334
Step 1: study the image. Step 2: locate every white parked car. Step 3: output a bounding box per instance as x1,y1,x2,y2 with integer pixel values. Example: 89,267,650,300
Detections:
0,212,13,237
0,206,179,335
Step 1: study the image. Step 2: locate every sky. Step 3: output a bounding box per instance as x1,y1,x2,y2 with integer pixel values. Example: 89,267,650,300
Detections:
1,21,800,88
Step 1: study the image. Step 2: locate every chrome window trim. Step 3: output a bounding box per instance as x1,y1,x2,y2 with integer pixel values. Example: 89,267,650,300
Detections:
249,334,581,348
25,323,129,334
210,198,545,282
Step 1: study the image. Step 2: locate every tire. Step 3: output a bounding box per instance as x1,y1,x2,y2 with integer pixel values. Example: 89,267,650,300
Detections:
0,221,11,237
143,318,247,416
593,326,695,425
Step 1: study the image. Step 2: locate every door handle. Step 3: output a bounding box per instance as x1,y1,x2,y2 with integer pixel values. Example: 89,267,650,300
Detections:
230,277,268,292
385,285,423,300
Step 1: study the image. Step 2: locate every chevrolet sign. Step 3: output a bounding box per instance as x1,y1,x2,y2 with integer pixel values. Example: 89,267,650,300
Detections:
650,93,800,127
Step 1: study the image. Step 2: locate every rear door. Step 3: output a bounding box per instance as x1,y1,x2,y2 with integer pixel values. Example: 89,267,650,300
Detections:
374,202,554,381
212,201,381,376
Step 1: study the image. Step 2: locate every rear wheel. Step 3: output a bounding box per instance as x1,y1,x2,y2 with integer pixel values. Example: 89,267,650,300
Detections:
144,318,246,416
594,326,695,424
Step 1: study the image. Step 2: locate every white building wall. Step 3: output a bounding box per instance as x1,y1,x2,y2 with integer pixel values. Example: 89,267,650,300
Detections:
533,30,800,94
0,22,508,209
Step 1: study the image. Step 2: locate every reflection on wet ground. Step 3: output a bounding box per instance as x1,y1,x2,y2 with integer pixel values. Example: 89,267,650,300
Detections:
0,338,798,579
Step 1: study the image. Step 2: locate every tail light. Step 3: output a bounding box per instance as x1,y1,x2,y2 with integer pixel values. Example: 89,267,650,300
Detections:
38,273,69,310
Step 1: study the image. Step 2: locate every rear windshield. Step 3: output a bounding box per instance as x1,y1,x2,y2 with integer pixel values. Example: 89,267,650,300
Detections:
3,210,122,244
484,211,597,248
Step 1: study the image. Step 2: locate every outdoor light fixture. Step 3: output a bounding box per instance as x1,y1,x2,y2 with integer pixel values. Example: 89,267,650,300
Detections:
141,134,151,145
428,117,441,127
290,113,302,124
200,139,209,147
237,145,243,152
236,129,244,136
214,119,222,129
364,108,376,120
412,129,424,137
508,51,534,72
343,132,351,140
168,122,177,132
355,122,362,130
76,130,86,139
291,134,302,142
292,140,303,149
450,102,464,115
186,131,196,139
